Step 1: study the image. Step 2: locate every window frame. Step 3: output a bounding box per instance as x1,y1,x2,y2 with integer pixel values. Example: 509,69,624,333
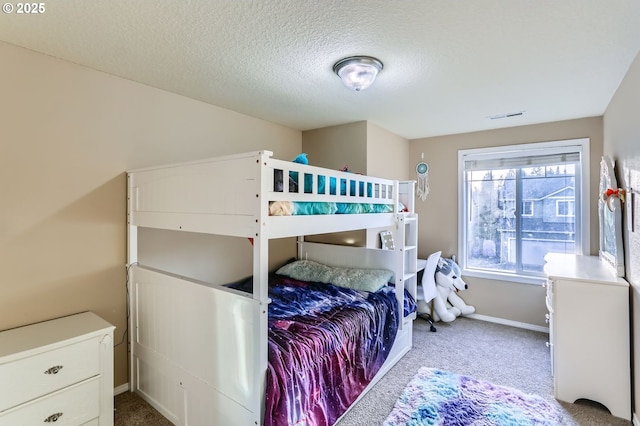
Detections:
521,200,534,217
457,138,590,285
556,199,575,217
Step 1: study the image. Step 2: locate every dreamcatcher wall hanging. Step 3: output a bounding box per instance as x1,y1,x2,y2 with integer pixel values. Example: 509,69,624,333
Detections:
416,153,430,201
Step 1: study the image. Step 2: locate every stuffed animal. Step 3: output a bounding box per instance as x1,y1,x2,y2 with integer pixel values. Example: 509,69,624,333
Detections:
431,256,475,322
292,153,308,165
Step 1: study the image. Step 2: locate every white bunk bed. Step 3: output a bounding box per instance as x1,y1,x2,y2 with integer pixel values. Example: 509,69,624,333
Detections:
127,150,417,426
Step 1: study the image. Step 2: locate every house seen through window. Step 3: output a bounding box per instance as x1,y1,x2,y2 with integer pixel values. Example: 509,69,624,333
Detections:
458,139,590,283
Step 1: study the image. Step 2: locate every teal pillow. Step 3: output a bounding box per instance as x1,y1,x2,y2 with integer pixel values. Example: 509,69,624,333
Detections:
276,259,393,293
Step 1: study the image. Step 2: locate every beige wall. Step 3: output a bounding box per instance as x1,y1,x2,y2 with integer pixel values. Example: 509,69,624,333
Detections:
366,122,410,180
0,41,301,388
302,120,410,180
603,51,640,420
410,117,603,326
302,121,367,172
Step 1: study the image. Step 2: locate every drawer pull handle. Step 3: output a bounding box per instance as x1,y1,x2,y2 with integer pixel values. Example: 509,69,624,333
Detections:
44,412,63,422
44,365,63,375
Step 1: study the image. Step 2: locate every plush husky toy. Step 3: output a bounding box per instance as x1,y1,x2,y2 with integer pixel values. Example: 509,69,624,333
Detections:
431,256,475,322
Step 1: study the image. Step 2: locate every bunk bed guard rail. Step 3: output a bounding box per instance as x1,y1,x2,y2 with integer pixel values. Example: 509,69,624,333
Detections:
127,150,400,239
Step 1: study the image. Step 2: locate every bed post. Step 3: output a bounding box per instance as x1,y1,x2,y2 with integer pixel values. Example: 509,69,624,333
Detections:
253,151,272,423
126,172,138,394
254,150,273,304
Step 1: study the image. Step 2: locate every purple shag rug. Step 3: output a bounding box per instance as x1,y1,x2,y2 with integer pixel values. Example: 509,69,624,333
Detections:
384,368,564,426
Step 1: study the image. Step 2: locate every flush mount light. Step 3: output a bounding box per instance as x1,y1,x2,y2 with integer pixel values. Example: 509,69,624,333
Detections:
333,56,383,91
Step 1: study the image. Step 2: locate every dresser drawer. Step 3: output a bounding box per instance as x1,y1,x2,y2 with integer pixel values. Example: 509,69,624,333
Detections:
0,338,99,412
0,376,99,426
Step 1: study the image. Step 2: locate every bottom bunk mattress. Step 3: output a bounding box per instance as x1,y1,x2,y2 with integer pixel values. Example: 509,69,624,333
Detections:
230,273,405,426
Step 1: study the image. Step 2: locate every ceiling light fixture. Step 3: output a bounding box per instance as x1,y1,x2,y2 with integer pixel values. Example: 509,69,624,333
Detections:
333,56,383,91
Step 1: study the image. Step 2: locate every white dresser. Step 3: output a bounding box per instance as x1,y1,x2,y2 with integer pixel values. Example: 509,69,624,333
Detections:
0,312,115,426
544,253,630,420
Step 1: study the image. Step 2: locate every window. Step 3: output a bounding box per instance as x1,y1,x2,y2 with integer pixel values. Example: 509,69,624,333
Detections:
556,200,574,217
458,139,590,284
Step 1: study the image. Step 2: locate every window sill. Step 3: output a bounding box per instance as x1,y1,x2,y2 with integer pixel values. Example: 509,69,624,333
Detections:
461,268,547,285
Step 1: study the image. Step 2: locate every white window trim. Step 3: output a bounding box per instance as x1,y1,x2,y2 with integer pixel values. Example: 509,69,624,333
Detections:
556,199,575,217
457,138,590,284
522,200,534,217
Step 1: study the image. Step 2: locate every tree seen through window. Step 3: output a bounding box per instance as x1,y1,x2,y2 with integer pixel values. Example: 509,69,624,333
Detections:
465,164,576,275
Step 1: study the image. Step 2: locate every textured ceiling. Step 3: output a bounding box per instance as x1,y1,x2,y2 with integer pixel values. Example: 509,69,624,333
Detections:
1,1,639,139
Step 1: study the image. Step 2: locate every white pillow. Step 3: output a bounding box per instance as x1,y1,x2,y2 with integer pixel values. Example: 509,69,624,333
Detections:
276,259,393,293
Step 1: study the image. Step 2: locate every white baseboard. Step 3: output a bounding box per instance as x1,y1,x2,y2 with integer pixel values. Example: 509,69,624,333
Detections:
633,412,639,426
114,383,130,396
465,313,549,333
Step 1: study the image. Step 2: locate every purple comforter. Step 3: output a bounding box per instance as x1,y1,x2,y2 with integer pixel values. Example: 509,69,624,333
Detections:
265,275,398,426
230,274,399,425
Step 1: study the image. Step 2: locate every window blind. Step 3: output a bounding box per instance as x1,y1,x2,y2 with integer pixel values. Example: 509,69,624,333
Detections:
463,150,581,171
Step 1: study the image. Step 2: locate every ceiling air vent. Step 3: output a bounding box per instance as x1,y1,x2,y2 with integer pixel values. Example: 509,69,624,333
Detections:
488,111,525,120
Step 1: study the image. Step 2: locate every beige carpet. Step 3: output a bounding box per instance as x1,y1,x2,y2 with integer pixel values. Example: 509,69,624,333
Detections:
338,317,631,426
114,391,172,426
114,317,632,425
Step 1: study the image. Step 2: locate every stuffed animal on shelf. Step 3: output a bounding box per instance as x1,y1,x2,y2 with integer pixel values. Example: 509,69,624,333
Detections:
431,255,475,322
